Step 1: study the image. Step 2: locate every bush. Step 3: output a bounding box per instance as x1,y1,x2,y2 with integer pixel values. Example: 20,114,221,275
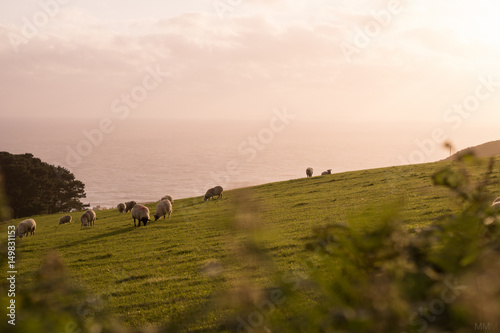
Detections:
0,152,87,219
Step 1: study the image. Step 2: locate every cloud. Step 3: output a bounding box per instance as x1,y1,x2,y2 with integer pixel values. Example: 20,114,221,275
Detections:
0,4,499,123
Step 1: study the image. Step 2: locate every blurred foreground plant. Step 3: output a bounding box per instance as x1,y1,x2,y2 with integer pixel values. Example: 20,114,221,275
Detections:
254,155,500,333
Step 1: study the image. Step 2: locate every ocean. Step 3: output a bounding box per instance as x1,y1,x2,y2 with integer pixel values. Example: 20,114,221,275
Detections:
0,117,498,208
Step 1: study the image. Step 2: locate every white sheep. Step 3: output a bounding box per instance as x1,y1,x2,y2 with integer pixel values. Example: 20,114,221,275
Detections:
117,203,126,213
15,219,36,237
80,209,96,228
131,204,150,227
321,169,332,175
154,200,172,221
160,195,174,205
306,167,313,177
59,215,72,225
125,201,136,213
204,186,224,201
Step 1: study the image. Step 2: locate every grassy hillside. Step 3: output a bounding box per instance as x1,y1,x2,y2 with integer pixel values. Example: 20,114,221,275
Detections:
445,140,500,161
2,157,500,331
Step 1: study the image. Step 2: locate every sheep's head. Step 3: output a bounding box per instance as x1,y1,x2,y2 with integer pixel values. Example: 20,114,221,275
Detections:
154,214,160,221
204,195,209,201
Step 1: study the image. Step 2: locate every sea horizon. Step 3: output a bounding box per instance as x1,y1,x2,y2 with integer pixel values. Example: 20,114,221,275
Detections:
1,118,498,208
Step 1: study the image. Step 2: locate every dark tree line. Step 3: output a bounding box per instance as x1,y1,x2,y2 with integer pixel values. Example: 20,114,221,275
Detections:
0,152,88,219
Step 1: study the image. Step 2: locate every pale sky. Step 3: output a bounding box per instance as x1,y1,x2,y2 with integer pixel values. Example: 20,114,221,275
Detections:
1,0,500,124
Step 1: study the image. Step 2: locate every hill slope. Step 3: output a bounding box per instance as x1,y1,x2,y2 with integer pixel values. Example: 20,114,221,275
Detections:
2,157,500,331
444,140,500,161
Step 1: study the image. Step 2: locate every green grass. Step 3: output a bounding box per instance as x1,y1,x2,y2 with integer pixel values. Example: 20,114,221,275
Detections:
2,157,499,331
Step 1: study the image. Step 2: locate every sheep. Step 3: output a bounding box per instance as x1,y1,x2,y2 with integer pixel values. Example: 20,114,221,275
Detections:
125,201,136,213
321,169,332,175
117,203,126,213
132,204,150,227
59,215,72,225
15,219,36,238
306,167,313,178
154,200,172,221
80,209,96,228
161,195,174,205
204,186,224,201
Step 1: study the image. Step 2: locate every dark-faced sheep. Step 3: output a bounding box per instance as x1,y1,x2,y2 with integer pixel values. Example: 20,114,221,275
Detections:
81,209,96,228
125,201,136,213
16,219,36,237
161,195,174,205
132,204,150,227
204,186,224,201
321,169,332,175
306,167,313,177
117,203,126,213
59,215,72,225
154,200,172,221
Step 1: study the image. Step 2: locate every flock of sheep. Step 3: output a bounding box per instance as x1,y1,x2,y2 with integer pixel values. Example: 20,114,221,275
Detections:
14,167,500,238
14,186,226,237
11,170,332,237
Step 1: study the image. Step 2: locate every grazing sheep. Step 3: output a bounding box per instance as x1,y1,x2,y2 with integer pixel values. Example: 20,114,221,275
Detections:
306,167,313,178
161,195,174,205
131,204,150,227
59,215,72,225
204,186,224,201
117,203,126,213
15,219,36,238
154,200,172,221
321,169,332,175
80,209,96,228
125,201,136,213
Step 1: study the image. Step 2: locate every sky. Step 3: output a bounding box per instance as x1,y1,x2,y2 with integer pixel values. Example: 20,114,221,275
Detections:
1,0,500,125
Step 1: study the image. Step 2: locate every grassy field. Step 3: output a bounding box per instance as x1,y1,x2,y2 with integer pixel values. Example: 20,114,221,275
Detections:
2,157,500,331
